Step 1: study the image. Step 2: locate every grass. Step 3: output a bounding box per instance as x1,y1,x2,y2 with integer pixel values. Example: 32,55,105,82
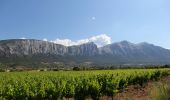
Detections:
149,76,170,100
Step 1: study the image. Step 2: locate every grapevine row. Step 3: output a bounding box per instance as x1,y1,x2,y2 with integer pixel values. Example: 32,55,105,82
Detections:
0,69,169,100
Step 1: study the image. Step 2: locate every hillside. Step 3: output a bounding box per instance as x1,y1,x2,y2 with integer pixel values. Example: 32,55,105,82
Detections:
0,39,170,67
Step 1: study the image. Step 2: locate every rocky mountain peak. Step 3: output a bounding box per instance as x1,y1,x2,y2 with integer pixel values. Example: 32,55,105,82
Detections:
0,39,170,65
0,39,99,57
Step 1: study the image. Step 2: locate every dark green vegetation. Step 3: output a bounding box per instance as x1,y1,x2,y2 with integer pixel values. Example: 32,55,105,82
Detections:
0,69,169,100
1,55,170,68
1,61,170,72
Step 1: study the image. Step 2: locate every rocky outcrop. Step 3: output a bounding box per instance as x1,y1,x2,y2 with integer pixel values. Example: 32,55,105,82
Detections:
68,42,98,56
0,39,170,65
0,39,98,57
0,39,67,57
99,40,170,59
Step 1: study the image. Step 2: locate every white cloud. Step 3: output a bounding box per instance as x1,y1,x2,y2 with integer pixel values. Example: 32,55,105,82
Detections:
43,38,48,41
51,34,112,47
52,39,77,46
20,37,26,39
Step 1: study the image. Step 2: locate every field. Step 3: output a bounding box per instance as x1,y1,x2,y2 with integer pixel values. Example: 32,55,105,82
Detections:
0,69,170,100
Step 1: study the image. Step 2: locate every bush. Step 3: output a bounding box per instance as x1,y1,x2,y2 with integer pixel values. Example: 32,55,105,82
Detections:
73,67,80,71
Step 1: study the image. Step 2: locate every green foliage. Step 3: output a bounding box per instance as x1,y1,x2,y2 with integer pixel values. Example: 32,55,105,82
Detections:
73,67,80,71
0,69,169,99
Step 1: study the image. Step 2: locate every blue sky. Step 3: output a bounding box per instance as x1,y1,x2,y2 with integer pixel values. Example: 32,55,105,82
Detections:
0,0,170,48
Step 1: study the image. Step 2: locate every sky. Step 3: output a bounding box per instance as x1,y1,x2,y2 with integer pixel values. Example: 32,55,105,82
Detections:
0,0,170,48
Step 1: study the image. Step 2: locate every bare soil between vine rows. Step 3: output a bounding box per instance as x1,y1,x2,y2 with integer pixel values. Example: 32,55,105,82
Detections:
105,76,170,100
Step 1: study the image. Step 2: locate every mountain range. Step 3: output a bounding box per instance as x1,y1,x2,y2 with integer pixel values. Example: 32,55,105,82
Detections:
0,39,170,66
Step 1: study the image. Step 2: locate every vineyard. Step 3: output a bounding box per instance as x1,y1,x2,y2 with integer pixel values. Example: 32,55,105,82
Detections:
0,69,170,100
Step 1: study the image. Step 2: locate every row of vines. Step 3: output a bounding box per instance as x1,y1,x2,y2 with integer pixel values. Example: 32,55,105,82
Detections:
0,69,170,100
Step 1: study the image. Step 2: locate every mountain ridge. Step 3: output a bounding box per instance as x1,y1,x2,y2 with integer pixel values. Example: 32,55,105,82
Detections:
0,39,170,66
0,39,169,50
